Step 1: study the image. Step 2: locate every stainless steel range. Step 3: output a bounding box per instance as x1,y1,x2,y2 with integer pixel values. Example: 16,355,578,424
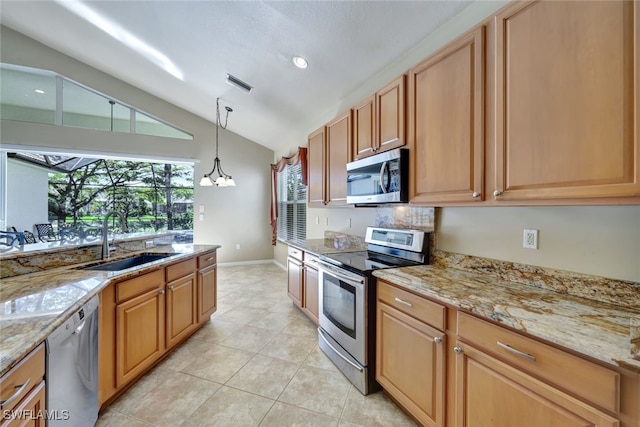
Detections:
317,226,429,395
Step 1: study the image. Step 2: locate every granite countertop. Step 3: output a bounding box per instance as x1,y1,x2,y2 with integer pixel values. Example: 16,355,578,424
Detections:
0,243,220,376
373,265,640,374
286,238,366,256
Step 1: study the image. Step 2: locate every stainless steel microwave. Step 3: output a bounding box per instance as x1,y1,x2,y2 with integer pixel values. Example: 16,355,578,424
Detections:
346,148,408,204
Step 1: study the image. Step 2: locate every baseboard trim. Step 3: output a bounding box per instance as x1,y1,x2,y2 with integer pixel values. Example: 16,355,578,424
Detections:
218,259,284,268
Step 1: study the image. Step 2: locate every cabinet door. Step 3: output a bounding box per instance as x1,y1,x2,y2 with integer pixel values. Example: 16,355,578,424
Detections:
377,75,406,153
166,273,198,349
376,302,445,427
353,95,376,159
116,287,165,388
326,111,352,205
198,265,217,323
409,26,485,204
287,257,303,307
307,126,326,206
494,0,640,201
454,342,618,427
302,264,319,325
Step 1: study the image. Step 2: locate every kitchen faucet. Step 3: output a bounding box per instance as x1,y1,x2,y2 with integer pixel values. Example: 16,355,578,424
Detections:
102,210,128,259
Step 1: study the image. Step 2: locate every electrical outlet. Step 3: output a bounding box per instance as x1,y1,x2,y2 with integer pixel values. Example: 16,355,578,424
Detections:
315,216,319,225
145,240,154,249
199,205,205,213
523,229,539,249
348,218,352,228
236,244,241,250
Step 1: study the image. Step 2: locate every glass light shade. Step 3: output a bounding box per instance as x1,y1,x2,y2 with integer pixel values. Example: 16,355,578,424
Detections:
214,176,227,186
225,177,236,187
199,176,213,186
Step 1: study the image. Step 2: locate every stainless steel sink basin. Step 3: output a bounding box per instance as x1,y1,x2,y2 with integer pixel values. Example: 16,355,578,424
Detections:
82,254,173,271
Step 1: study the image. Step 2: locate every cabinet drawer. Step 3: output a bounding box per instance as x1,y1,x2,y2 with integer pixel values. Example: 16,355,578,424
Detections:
457,312,619,413
197,251,217,269
0,343,45,413
116,269,164,304
288,246,303,261
166,258,197,283
378,280,446,330
303,252,319,268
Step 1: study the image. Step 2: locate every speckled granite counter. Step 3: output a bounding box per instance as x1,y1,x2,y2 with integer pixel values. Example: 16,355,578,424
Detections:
0,243,220,376
373,265,640,374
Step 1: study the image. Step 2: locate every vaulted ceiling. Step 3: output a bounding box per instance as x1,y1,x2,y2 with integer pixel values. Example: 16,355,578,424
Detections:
1,1,474,152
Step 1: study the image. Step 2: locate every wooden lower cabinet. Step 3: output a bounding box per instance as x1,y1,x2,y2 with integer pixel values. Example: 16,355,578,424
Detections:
2,381,46,427
376,301,445,427
453,342,618,427
99,250,217,407
375,280,637,427
166,273,198,349
0,344,46,427
115,287,165,388
302,259,319,324
287,256,303,307
197,265,217,323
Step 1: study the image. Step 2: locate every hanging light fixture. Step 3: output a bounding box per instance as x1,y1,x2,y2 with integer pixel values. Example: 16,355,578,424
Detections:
200,98,236,187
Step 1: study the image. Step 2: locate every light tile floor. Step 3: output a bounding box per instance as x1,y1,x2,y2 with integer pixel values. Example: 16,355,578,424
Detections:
96,264,417,426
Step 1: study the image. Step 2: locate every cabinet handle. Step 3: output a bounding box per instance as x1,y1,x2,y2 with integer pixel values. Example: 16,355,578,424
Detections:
472,191,481,198
168,285,174,291
454,346,462,354
0,378,30,409
158,289,165,295
394,297,413,308
493,190,503,197
206,257,215,261
497,341,536,362
434,337,442,344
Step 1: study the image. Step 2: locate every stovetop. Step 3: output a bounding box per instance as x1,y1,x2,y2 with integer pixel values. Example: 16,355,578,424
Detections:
319,250,424,275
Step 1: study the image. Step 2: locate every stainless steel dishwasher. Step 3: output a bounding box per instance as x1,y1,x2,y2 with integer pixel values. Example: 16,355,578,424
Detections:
46,295,99,427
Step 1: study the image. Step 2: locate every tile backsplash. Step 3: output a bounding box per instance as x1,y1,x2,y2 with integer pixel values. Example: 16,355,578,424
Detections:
375,206,435,231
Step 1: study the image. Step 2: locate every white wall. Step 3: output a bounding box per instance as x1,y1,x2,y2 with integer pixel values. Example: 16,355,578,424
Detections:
273,0,640,283
5,159,49,233
0,26,274,263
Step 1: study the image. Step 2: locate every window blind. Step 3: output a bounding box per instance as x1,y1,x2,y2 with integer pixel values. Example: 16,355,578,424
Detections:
276,162,306,243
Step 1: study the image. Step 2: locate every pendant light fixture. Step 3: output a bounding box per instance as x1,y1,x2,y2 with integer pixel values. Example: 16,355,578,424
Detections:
200,98,236,187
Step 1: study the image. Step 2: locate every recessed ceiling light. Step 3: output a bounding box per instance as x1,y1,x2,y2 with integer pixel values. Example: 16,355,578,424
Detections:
34,89,45,94
292,56,308,69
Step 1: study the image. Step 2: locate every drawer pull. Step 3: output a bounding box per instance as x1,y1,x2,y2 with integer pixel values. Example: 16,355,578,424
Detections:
497,341,536,362
434,337,442,344
206,257,215,261
394,297,413,308
0,378,30,409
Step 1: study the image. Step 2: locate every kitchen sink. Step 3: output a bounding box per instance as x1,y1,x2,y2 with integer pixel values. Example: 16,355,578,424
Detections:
82,253,173,271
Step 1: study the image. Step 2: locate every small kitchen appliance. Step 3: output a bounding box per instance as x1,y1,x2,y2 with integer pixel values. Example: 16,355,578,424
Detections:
317,226,429,395
346,148,409,205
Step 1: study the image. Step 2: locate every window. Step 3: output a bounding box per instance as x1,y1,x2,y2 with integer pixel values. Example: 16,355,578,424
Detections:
276,162,306,242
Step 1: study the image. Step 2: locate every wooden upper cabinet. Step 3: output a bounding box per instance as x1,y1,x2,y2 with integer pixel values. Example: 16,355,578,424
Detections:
409,26,485,204
353,95,376,159
494,0,640,201
377,75,406,153
353,76,406,160
307,126,326,207
326,110,352,205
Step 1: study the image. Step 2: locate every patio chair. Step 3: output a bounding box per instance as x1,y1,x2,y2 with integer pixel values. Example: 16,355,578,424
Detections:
34,223,59,242
22,230,37,244
0,230,25,249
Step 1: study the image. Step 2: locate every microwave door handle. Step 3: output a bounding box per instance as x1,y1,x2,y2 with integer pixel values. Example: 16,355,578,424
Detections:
379,161,389,193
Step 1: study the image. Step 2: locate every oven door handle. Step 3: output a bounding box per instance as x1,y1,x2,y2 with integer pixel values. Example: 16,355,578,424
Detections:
317,261,365,285
318,328,364,372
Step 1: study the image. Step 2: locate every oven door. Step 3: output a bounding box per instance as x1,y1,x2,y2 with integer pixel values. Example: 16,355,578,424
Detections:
317,261,366,364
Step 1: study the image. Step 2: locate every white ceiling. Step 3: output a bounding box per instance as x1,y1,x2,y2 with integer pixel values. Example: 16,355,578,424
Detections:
0,0,474,152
